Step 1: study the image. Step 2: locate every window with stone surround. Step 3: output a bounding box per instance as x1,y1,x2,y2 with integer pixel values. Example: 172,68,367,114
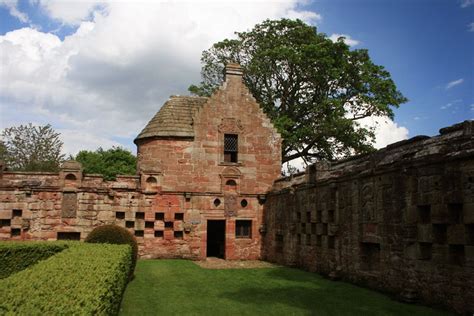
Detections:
224,134,238,163
236,220,252,238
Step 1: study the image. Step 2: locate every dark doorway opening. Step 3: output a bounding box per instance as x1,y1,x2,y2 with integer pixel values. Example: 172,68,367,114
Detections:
207,220,225,258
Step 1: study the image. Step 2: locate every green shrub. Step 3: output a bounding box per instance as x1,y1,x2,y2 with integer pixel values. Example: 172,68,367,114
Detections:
0,242,131,315
85,224,138,278
0,241,68,279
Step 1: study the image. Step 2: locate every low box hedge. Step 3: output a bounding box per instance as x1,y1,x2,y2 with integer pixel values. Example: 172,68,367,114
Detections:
0,242,132,315
0,241,69,279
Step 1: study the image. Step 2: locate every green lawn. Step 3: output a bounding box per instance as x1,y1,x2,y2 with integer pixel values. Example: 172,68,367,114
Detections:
120,260,450,316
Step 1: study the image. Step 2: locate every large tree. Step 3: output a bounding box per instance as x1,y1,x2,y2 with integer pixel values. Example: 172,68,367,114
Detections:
189,19,407,165
1,124,65,172
73,147,136,181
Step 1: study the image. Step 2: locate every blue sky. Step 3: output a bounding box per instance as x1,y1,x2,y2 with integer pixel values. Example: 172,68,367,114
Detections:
0,0,472,156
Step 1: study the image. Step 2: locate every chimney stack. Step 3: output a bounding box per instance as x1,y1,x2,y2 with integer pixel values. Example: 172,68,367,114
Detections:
225,63,243,80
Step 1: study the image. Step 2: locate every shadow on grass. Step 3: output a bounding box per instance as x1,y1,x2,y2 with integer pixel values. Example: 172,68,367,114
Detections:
217,267,451,316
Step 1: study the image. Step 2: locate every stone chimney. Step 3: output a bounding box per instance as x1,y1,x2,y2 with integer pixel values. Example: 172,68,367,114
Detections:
224,63,243,81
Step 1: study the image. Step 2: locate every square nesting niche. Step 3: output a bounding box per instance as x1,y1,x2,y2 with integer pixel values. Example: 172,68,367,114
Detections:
126,221,135,228
145,221,154,229
12,209,22,217
174,231,184,239
136,212,145,220
0,219,11,227
155,212,165,221
417,205,431,224
154,230,164,238
174,213,184,221
116,211,125,220
447,203,463,224
11,228,21,237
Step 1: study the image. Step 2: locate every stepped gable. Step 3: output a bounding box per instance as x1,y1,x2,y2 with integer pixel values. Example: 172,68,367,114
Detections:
134,95,208,142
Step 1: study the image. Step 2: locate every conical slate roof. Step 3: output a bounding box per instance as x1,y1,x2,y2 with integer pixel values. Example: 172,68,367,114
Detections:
135,96,208,142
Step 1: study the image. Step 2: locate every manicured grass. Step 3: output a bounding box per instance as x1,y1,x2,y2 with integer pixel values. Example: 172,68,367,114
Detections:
120,260,451,316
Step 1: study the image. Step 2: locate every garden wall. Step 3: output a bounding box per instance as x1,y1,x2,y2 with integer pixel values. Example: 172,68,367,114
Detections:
262,120,474,314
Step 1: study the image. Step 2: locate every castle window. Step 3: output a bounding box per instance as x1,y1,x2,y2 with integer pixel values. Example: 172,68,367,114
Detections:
224,134,238,163
236,220,252,238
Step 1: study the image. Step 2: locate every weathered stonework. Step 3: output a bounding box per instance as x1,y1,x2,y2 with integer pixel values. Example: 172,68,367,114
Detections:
0,64,281,262
263,120,474,314
0,63,472,314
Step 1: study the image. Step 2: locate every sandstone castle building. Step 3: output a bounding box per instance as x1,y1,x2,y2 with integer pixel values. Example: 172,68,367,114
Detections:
0,64,472,313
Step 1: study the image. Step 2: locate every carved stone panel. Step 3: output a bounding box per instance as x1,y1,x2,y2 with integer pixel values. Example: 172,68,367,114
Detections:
218,118,244,133
224,194,237,217
361,182,375,222
62,192,77,218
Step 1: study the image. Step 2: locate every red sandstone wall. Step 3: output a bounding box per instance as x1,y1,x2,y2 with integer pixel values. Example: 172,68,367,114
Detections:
0,69,281,261
262,121,474,314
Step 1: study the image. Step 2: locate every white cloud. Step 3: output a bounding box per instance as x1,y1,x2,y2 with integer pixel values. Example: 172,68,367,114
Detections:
358,116,409,149
0,1,321,156
469,22,474,32
33,0,107,26
0,0,29,22
441,99,462,110
329,33,360,47
445,78,464,89
461,0,474,8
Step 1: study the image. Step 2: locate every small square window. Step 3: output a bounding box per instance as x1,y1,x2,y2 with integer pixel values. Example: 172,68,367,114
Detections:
135,230,144,237
235,220,252,238
154,230,163,238
136,212,145,220
145,221,154,229
12,209,22,217
165,222,173,230
175,213,184,221
155,212,164,221
0,219,11,227
126,221,134,228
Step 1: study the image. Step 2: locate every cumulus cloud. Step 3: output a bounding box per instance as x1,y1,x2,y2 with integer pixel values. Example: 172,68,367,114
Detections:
1,1,408,161
0,1,321,155
469,22,474,32
461,0,474,8
329,33,360,47
0,0,29,22
445,78,464,89
358,116,409,149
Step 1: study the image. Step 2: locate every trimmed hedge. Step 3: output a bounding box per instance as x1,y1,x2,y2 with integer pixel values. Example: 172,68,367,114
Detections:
0,241,68,279
0,242,132,315
85,224,138,278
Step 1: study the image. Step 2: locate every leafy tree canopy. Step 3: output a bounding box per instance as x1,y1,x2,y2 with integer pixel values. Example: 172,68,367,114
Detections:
73,147,136,181
1,124,65,172
189,19,407,165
